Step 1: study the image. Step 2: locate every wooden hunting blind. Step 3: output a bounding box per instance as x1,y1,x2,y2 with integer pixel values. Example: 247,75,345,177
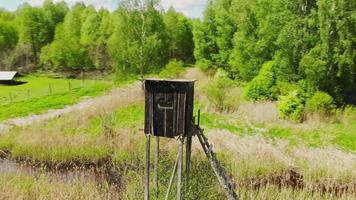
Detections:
144,79,195,138
143,78,238,200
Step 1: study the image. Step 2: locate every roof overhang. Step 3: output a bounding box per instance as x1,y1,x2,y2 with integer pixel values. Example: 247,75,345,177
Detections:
0,71,18,81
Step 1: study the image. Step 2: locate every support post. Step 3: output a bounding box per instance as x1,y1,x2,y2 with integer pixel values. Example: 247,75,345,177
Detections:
185,136,192,191
145,134,151,200
154,136,159,197
165,152,179,200
177,138,184,200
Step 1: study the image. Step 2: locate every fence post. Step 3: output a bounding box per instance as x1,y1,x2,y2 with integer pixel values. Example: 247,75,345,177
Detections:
9,92,12,102
27,89,31,99
68,81,72,91
48,83,52,95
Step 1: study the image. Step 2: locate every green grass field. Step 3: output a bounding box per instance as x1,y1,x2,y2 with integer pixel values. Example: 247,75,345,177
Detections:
0,76,110,103
0,76,112,121
0,72,355,199
1,101,354,199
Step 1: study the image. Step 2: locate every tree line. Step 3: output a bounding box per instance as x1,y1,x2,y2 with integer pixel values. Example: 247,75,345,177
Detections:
0,0,194,74
0,0,354,104
194,0,355,104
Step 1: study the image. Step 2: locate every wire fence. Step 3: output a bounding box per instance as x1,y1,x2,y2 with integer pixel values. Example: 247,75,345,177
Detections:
0,80,100,105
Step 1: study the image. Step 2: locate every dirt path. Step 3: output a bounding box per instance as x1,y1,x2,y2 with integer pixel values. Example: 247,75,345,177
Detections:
0,82,144,135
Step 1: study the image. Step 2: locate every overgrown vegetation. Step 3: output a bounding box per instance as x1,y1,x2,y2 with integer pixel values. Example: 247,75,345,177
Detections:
159,60,186,78
194,0,355,105
204,70,240,112
0,99,355,199
277,91,305,122
244,61,277,101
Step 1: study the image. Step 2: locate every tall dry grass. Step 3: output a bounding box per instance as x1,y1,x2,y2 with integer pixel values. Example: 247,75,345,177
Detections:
205,129,356,196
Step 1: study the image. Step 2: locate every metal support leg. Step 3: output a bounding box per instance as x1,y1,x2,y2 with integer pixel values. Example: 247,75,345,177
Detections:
145,134,151,200
185,136,192,191
154,136,159,197
165,152,179,200
177,138,184,200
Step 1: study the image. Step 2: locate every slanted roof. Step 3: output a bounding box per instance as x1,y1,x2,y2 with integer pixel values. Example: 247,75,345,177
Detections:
0,71,18,81
145,78,196,82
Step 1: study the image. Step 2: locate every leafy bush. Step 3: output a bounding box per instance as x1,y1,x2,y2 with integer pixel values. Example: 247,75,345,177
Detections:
245,61,278,101
277,91,304,122
276,81,300,96
214,68,229,79
204,76,239,112
306,91,335,114
159,59,185,78
196,59,212,71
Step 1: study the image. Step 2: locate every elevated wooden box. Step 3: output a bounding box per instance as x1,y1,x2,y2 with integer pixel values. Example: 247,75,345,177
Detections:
144,79,195,138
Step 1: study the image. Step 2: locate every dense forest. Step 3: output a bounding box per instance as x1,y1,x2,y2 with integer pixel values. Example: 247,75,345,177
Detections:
0,0,355,107
194,0,355,105
0,0,194,74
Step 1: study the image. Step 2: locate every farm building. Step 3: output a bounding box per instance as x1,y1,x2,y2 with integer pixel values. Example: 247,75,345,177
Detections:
0,71,21,84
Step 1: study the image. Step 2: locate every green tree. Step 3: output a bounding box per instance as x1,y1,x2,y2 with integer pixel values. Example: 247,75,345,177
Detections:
41,3,92,70
18,5,49,64
164,7,194,62
108,0,168,74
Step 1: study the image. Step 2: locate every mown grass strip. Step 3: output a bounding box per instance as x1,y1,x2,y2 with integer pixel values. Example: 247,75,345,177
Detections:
0,83,111,121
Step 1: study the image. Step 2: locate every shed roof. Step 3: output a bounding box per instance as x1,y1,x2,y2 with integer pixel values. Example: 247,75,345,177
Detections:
0,71,18,81
145,78,196,82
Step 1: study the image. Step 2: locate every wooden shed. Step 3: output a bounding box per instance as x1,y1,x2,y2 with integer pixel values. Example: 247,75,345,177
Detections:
0,71,20,84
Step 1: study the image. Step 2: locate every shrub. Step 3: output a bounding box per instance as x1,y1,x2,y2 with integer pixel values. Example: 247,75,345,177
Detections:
277,90,304,122
159,59,185,78
214,68,229,79
276,81,299,96
204,76,239,112
245,61,278,101
196,59,212,71
306,91,335,114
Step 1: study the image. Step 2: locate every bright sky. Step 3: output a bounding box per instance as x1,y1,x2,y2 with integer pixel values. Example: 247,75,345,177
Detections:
0,0,207,18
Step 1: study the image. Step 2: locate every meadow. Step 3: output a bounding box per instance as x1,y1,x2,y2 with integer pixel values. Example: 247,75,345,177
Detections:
0,69,354,199
0,76,113,121
0,0,354,198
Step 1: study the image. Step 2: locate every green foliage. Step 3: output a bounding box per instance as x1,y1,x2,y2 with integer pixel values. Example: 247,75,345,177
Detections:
306,91,335,113
164,7,194,62
108,1,169,74
195,0,356,103
159,59,186,78
244,61,278,101
0,21,18,51
277,91,304,122
40,4,93,70
204,72,239,112
1,0,195,76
